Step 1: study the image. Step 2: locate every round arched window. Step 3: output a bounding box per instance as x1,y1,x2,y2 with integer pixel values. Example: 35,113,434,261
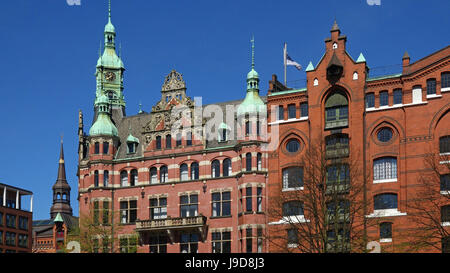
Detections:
377,128,393,142
286,139,300,153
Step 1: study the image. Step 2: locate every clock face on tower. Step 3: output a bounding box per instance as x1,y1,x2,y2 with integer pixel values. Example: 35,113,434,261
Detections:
105,72,116,82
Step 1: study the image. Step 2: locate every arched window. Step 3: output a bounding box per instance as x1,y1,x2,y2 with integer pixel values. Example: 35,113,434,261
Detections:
166,134,172,149
130,169,138,186
120,171,128,187
353,72,358,80
325,92,348,129
246,153,252,172
191,162,199,180
314,78,319,86
103,142,109,155
176,133,182,147
211,160,220,178
94,170,99,187
150,167,158,184
160,166,168,183
373,157,397,182
374,193,398,210
156,136,162,150
62,193,67,200
283,201,304,216
94,142,100,154
257,153,262,171
103,170,109,187
180,164,188,181
223,158,232,177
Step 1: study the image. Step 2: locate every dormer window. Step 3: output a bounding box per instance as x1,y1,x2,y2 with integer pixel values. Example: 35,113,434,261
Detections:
127,142,136,154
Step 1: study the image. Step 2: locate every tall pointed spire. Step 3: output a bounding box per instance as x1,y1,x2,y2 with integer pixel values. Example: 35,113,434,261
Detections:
251,35,255,70
108,0,112,23
331,19,340,32
51,138,73,218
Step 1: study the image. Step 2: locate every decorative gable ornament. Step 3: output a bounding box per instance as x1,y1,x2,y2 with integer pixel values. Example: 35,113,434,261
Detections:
162,70,186,91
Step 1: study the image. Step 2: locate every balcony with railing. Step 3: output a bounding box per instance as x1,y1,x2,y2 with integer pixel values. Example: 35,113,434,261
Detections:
135,215,207,232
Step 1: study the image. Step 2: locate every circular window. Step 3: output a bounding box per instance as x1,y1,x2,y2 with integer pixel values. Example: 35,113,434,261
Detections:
377,128,393,142
286,139,300,153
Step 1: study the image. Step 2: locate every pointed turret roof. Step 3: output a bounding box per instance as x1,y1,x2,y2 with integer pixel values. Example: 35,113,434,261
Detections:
331,19,340,32
52,139,70,191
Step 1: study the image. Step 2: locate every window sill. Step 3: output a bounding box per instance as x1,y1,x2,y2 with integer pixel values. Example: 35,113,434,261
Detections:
441,87,450,93
380,238,392,243
287,243,299,248
442,222,450,227
268,117,308,126
269,215,309,225
366,209,406,218
210,215,232,219
426,94,442,99
440,152,450,156
440,191,450,195
282,187,304,192
373,178,397,184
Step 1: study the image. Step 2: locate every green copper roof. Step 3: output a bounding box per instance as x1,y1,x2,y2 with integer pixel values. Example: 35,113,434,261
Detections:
247,69,259,79
126,134,139,143
237,90,266,116
305,61,314,72
104,0,115,33
268,87,307,97
53,212,64,223
356,53,366,63
97,48,124,68
367,73,402,82
89,94,118,137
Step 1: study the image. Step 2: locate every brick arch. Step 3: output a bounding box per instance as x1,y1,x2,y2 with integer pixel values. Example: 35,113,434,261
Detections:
278,128,309,150
316,83,354,106
428,102,450,137
367,116,406,140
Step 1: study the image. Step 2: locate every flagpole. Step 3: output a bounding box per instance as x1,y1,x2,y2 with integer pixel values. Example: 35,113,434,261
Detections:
284,43,287,86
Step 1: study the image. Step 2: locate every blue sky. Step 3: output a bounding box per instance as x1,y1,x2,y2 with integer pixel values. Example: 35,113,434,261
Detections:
0,0,448,220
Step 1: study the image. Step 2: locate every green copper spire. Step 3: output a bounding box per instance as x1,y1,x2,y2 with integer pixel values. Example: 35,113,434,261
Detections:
90,94,118,136
305,61,314,71
53,212,64,223
238,36,266,117
356,53,366,63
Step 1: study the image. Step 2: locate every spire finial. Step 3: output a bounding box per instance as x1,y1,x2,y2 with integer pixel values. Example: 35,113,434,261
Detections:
251,35,255,70
139,101,143,114
108,0,112,22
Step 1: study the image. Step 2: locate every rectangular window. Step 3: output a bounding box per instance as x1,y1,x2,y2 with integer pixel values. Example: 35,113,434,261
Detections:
186,132,192,146
212,231,231,253
441,174,450,192
427,79,436,95
245,121,251,136
94,142,100,154
5,232,16,246
119,236,138,253
0,231,2,245
440,136,450,154
380,222,392,239
103,201,110,225
6,214,16,228
150,234,168,253
278,106,284,121
379,91,389,106
156,136,162,149
0,212,3,226
282,167,304,189
120,200,137,224
176,133,182,147
93,239,99,253
288,104,296,119
102,237,110,253
393,89,402,105
365,93,375,108
150,197,167,219
300,103,308,117
287,229,299,245
180,233,198,253
246,228,252,253
212,192,231,217
166,135,172,149
373,157,397,181
257,228,263,253
93,201,100,225
19,216,28,230
103,142,109,155
442,72,450,89
442,206,450,223
180,194,198,218
326,108,336,121
246,187,252,212
257,187,263,212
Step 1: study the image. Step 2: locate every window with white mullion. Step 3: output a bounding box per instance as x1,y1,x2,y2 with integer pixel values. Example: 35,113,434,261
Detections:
373,157,397,182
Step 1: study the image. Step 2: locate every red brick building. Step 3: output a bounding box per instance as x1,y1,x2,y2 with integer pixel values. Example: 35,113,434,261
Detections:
266,21,450,253
0,183,33,253
77,8,267,253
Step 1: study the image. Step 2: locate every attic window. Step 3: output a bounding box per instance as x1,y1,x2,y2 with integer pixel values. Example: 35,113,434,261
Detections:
127,142,136,154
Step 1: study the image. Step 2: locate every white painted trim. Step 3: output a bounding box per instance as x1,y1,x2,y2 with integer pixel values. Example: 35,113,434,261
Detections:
441,87,450,92
269,215,310,225
380,238,392,243
440,160,450,165
366,209,407,218
366,101,428,112
426,94,442,99
440,191,450,195
440,152,450,156
442,222,450,227
287,243,299,248
269,117,308,126
282,187,304,192
373,178,397,184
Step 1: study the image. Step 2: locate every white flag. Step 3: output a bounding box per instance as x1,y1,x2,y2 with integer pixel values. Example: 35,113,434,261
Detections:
284,43,302,71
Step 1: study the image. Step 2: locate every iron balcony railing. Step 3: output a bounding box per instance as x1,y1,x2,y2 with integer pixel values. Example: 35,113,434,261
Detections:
135,215,207,231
